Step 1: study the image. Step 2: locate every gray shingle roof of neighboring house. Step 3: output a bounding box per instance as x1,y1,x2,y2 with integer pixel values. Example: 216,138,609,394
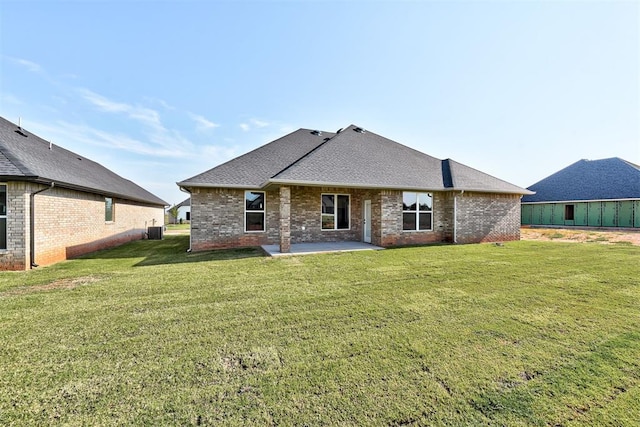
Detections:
522,157,640,203
0,116,167,206
176,197,190,208
179,124,532,195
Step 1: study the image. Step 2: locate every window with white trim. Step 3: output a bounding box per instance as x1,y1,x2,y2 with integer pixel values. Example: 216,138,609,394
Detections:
0,184,6,249
322,194,350,230
402,192,433,231
245,191,265,232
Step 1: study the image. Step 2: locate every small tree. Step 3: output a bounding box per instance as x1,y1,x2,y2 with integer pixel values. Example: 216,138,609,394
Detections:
168,204,180,224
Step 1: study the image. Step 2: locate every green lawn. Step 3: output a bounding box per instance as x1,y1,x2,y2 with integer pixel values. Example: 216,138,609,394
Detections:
165,223,191,230
1,237,639,426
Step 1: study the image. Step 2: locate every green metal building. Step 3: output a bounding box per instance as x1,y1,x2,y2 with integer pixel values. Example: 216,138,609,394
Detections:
521,158,640,229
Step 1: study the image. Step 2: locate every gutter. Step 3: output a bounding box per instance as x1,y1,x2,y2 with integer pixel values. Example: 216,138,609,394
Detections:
30,182,55,268
453,190,464,244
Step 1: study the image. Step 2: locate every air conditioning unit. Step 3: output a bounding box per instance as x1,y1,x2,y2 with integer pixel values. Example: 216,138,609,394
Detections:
148,226,163,240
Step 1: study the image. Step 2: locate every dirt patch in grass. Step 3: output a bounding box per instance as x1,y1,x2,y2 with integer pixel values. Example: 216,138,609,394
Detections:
521,228,640,246
0,276,102,297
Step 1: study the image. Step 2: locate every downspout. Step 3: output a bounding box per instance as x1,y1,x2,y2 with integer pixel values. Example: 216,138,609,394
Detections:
453,190,464,244
30,182,55,268
179,185,192,252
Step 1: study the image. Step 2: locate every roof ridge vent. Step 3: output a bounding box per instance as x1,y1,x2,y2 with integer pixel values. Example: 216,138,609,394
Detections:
336,128,343,134
311,130,322,136
354,127,365,134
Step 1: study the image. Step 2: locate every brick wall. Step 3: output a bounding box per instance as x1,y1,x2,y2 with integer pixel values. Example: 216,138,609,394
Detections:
190,186,451,250
0,182,37,270
379,190,449,247
190,188,279,251
189,186,521,251
0,182,165,270
455,192,521,243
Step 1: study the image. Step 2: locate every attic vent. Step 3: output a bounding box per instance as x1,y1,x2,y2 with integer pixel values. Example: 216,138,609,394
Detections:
15,117,28,137
354,127,365,134
311,130,322,136
336,128,343,133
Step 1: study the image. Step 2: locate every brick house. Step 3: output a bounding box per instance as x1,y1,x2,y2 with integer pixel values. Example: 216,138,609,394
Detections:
178,125,533,253
0,117,167,270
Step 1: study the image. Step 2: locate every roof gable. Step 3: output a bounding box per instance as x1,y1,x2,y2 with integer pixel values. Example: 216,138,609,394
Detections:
522,158,640,202
178,129,333,188
271,125,446,189
179,124,532,195
0,116,167,206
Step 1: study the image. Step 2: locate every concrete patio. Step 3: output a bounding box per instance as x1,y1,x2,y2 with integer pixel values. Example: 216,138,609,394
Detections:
262,241,384,257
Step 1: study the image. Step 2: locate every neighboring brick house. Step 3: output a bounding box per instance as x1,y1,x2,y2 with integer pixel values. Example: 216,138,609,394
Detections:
0,117,167,270
522,158,640,228
178,125,532,253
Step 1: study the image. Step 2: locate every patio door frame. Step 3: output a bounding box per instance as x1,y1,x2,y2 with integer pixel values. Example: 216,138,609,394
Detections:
363,200,372,243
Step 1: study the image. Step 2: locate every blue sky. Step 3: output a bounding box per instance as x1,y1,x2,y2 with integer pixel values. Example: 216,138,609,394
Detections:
1,1,638,206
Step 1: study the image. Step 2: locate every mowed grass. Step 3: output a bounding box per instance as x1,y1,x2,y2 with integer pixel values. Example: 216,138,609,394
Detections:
0,237,639,426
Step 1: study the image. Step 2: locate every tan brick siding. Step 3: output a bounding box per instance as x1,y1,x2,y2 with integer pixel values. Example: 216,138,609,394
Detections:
0,182,164,270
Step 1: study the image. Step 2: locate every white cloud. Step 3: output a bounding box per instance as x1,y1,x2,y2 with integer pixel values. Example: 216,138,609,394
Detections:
239,118,270,132
251,118,269,128
189,113,220,131
78,88,130,113
7,57,43,73
77,88,194,153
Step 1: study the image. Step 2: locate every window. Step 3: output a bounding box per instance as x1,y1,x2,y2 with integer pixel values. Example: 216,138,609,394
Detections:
105,197,114,222
565,204,575,221
403,192,433,231
322,194,350,230
0,184,6,249
186,211,191,221
245,191,265,232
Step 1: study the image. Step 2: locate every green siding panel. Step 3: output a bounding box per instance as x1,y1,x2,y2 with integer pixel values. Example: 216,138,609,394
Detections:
588,202,602,226
575,203,588,226
532,205,544,225
552,204,564,225
521,205,533,225
618,201,634,228
541,204,554,225
602,202,617,227
635,201,640,228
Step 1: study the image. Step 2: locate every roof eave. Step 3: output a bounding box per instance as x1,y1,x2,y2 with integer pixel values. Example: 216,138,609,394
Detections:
16,177,168,206
455,187,535,195
177,182,263,190
523,197,639,204
265,179,448,192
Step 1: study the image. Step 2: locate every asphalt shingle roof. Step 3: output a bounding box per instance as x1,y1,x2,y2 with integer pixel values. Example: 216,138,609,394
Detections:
522,158,640,203
0,116,167,206
179,125,531,195
179,129,333,188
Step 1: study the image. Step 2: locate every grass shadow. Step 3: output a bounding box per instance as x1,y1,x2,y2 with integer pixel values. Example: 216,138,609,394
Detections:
79,235,265,266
